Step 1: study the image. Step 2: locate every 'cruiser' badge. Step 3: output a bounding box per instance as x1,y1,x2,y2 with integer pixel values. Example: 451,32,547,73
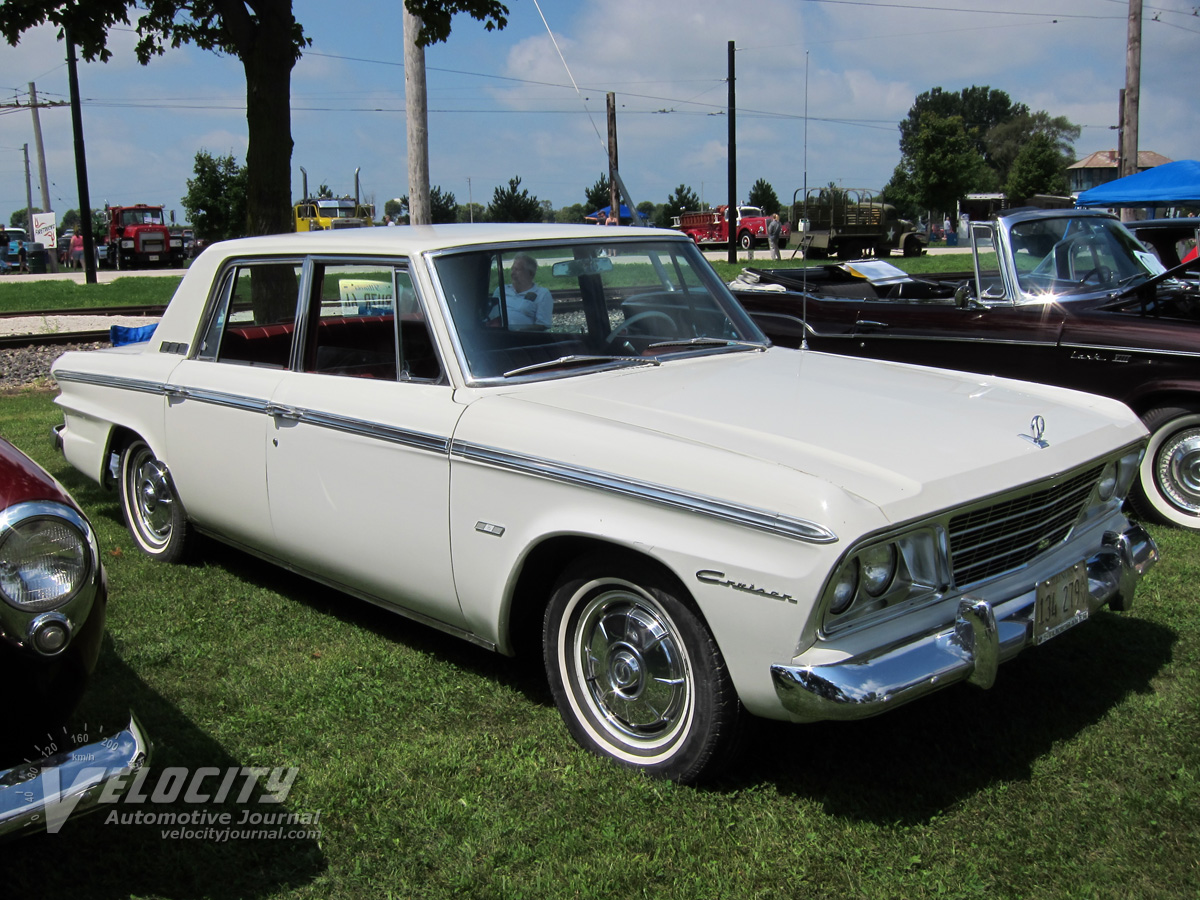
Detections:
1019,415,1049,448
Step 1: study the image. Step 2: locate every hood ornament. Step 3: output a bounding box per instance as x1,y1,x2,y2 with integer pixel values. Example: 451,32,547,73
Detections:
1019,415,1049,448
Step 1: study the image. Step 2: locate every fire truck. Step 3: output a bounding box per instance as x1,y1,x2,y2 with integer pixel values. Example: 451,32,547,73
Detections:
672,205,789,251
293,167,375,231
103,204,185,269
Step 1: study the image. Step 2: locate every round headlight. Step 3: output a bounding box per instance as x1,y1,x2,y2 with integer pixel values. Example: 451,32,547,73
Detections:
860,543,898,597
829,559,859,615
0,515,90,612
1097,460,1118,501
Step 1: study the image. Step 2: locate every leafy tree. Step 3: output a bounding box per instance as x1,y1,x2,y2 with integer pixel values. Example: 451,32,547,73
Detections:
747,178,780,214
456,202,485,223
396,185,459,224
317,184,332,199
584,174,611,212
487,176,541,223
383,198,404,218
986,111,1080,185
881,162,921,221
636,200,656,223
899,86,1026,168
1005,133,1070,202
657,184,701,228
0,1,508,239
555,203,587,224
181,149,248,242
906,113,986,218
9,208,42,228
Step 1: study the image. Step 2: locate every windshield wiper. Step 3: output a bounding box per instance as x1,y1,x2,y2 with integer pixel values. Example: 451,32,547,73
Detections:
646,337,768,351
502,355,661,378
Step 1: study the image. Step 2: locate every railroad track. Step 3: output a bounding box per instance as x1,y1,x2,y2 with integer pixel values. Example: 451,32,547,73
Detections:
0,305,165,350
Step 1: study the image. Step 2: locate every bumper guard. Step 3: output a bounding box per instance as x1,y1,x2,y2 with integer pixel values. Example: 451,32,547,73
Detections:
771,525,1157,722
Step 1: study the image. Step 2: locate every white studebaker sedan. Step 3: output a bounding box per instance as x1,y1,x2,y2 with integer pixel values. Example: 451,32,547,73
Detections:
52,224,1157,782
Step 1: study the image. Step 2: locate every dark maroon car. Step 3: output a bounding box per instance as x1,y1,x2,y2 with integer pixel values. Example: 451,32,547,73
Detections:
732,208,1200,531
0,436,147,837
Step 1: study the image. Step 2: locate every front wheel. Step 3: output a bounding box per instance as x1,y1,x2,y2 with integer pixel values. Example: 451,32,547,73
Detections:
119,439,193,561
543,553,741,782
1131,406,1200,530
738,231,754,251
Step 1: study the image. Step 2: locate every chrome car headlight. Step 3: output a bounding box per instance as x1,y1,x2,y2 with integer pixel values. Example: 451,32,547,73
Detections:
0,503,93,613
1085,446,1145,517
822,528,945,632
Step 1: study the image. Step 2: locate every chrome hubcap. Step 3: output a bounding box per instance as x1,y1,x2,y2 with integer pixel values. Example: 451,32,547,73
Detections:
132,454,173,541
1156,428,1200,513
574,590,690,746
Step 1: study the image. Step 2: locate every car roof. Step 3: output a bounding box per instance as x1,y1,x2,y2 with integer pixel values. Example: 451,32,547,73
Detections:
205,223,679,258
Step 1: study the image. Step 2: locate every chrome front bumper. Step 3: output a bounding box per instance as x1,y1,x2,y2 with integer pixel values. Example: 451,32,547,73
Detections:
772,525,1158,722
0,714,150,838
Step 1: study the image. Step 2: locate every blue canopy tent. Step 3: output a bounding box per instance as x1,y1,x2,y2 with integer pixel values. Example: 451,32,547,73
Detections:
1077,159,1200,208
587,204,651,224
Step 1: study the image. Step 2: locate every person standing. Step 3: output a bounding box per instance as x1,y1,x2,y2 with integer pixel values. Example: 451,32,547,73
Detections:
767,213,783,260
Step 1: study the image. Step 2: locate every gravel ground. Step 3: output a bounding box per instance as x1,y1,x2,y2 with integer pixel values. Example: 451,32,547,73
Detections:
0,342,106,390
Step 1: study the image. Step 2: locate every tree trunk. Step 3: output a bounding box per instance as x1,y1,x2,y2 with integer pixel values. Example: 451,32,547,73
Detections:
241,8,297,237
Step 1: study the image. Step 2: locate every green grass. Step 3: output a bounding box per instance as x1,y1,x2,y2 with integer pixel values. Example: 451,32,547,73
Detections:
0,276,181,313
1,388,1196,898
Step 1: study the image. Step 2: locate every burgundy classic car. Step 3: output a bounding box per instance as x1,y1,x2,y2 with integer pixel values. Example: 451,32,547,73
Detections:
0,436,148,837
732,208,1200,531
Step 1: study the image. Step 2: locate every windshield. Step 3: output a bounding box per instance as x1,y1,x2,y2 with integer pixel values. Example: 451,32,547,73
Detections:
432,238,766,381
1009,216,1162,297
317,203,359,218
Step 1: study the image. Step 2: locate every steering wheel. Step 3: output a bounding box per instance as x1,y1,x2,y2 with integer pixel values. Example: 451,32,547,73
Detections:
604,310,679,348
1077,265,1114,285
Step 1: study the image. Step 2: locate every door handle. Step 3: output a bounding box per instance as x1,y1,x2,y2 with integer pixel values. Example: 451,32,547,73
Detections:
266,404,301,421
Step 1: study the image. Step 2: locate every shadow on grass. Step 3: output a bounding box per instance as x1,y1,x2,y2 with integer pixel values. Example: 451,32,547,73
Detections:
4,637,327,899
193,537,552,704
719,611,1176,823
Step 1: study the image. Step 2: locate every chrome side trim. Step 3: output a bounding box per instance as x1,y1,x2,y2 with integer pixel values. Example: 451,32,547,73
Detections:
452,441,838,544
52,370,166,395
175,386,271,414
279,407,450,454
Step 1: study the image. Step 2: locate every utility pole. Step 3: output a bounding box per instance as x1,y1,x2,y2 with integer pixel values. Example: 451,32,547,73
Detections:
727,41,737,264
66,29,97,284
403,7,431,225
607,92,619,223
29,82,58,272
1120,0,1142,221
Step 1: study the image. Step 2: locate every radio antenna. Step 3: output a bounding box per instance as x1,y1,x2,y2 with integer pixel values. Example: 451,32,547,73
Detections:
801,51,809,351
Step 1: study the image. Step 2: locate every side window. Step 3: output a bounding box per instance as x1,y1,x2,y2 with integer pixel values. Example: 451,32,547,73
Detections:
197,261,302,367
970,224,1004,299
304,263,440,382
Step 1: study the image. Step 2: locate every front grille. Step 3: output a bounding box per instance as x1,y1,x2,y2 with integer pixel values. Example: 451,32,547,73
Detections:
948,464,1102,587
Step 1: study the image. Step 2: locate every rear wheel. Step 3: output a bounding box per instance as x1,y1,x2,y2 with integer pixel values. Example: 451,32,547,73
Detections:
1131,406,1200,530
543,552,741,783
119,439,193,561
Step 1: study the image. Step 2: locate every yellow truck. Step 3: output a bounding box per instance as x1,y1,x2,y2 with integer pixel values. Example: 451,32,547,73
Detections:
293,167,375,231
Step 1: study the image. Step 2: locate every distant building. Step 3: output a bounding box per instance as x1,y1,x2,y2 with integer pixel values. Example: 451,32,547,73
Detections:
1068,150,1173,194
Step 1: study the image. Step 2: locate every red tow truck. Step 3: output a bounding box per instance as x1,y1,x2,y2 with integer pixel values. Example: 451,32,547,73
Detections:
672,205,789,251
103,204,185,269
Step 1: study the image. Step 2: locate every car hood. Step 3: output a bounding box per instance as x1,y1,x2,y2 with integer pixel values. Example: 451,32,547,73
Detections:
456,347,1145,529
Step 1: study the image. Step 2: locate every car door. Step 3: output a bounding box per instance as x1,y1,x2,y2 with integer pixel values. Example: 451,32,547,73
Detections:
264,260,468,628
164,258,303,550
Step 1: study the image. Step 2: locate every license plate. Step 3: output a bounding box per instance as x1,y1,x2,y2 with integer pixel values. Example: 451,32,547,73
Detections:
1033,561,1089,645
148,254,160,261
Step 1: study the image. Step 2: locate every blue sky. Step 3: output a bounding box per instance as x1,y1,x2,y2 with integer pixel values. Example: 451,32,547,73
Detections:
1,0,1196,227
